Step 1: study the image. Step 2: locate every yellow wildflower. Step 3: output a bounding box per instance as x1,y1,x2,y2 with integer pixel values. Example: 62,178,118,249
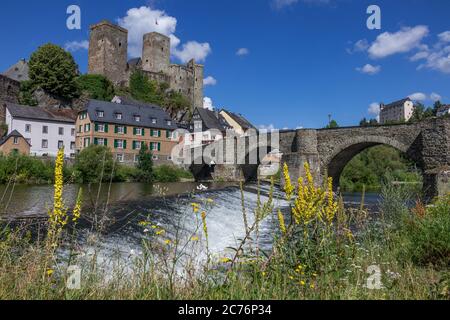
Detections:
72,188,83,223
300,280,306,286
156,229,166,236
201,211,208,240
164,239,172,245
221,257,232,263
310,284,315,289
46,269,54,277
277,210,287,235
283,163,295,201
191,236,199,241
191,203,200,213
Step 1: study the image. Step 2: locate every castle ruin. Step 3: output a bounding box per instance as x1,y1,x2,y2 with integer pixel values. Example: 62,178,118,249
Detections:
88,20,204,110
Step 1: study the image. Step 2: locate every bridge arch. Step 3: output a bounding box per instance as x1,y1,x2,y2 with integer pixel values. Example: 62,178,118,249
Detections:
322,135,419,189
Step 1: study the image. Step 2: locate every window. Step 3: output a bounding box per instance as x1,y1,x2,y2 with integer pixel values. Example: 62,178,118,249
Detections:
151,118,157,124
25,124,31,133
42,126,48,134
97,111,104,118
84,124,91,132
116,154,124,163
13,137,19,144
166,120,172,126
58,141,64,149
134,154,139,163
116,126,125,134
115,139,126,149
79,112,88,120
166,131,172,139
134,115,141,122
135,128,142,136
70,142,75,150
133,141,142,150
151,130,161,137
150,142,161,151
115,113,123,120
96,138,105,146
42,140,48,149
58,127,64,135
97,124,105,132
78,125,82,133
83,138,90,147
71,128,75,136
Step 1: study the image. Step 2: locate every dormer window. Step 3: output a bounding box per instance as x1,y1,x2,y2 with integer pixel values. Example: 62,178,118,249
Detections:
151,118,157,124
97,111,104,118
134,115,141,122
115,113,123,120
166,120,172,126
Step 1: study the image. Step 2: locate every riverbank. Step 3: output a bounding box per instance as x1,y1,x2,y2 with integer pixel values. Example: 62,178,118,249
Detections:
0,159,448,300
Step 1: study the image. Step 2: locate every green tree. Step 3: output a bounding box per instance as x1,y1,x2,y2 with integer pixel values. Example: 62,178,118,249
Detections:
19,80,38,106
136,143,153,182
76,74,115,101
73,145,114,183
28,43,80,100
326,120,339,129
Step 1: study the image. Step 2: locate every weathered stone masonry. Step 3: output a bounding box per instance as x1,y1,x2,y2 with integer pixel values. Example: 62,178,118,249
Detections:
189,118,450,201
88,20,204,110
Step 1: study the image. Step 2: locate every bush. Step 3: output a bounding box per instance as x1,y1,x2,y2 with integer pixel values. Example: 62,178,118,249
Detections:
73,146,114,183
402,195,450,268
153,165,193,183
76,74,115,101
136,144,153,182
0,153,70,184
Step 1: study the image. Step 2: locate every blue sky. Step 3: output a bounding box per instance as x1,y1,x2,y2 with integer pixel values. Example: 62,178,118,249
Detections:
0,0,449,129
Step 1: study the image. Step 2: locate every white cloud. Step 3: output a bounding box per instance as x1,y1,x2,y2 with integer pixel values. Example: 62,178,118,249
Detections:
236,48,250,56
203,97,214,110
258,124,276,132
438,31,450,43
118,6,211,63
430,92,442,102
408,92,427,101
368,102,380,116
347,39,369,54
272,0,298,9
356,64,381,75
64,40,89,52
409,51,429,61
272,0,330,9
203,76,217,86
419,49,450,74
368,26,429,59
172,41,211,63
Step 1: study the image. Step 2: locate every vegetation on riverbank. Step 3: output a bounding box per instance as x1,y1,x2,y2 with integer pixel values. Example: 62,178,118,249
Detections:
0,146,192,185
340,145,422,192
0,156,448,300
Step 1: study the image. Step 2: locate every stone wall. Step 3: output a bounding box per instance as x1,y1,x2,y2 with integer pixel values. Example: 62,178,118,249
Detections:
88,21,128,85
0,75,20,104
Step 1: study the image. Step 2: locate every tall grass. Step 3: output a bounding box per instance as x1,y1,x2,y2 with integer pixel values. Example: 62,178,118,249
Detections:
0,158,448,300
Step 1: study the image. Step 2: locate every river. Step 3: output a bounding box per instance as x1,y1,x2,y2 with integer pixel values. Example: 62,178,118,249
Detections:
0,182,381,265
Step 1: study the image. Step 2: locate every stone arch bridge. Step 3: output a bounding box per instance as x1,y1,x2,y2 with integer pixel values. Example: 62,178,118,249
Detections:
187,118,450,200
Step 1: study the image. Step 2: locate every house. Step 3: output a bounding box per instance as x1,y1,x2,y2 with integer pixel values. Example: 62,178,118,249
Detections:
0,130,30,155
219,109,256,136
379,98,415,124
4,102,76,158
2,59,29,82
76,99,178,165
436,105,450,117
185,107,232,148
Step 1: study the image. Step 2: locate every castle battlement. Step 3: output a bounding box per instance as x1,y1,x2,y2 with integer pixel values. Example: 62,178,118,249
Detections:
88,20,203,110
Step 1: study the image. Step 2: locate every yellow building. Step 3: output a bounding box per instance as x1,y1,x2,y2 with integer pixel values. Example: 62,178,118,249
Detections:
76,99,178,165
0,130,30,155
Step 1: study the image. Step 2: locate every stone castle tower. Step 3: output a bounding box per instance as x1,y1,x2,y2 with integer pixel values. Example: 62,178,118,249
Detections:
88,20,204,110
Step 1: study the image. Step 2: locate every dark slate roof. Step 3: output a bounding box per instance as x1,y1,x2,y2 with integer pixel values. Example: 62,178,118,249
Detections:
128,58,142,68
437,105,450,113
2,59,29,82
5,103,76,123
381,98,411,110
221,109,256,130
0,130,30,146
193,107,230,131
83,99,178,130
